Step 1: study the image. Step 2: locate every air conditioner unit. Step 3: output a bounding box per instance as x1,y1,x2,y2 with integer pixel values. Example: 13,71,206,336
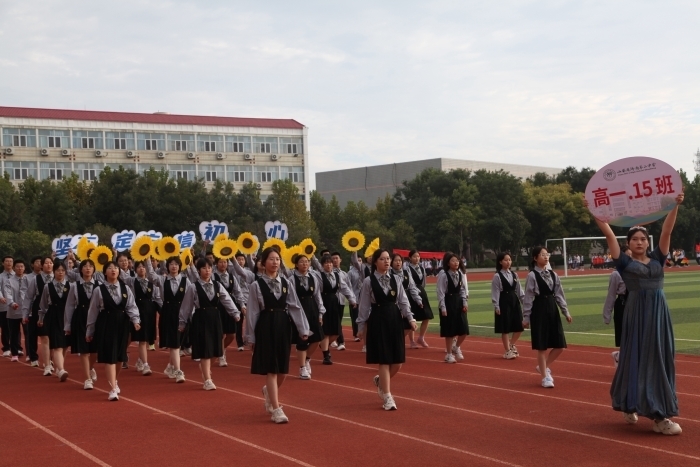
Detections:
126,150,135,158
293,153,299,157
216,153,225,160
61,149,70,156
3,148,13,155
95,150,103,157
270,154,279,161
243,153,252,160
156,151,165,159
187,152,196,159
255,183,262,190
40,148,49,156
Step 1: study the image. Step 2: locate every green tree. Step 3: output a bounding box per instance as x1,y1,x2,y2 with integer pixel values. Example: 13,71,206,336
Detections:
269,179,319,244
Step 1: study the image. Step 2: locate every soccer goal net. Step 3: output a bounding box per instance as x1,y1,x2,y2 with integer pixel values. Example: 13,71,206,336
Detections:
545,236,655,277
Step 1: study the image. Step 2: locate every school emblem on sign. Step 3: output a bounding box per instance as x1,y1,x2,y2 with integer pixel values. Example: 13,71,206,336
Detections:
603,169,617,181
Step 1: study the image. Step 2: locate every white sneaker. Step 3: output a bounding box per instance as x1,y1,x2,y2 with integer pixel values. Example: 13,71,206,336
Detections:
453,347,464,361
337,344,346,351
179,349,185,357
509,344,519,356
623,412,638,424
18,350,24,356
164,364,176,379
542,376,555,388
444,353,456,364
262,385,273,413
271,407,289,424
373,375,383,399
305,359,312,375
148,344,155,351
653,419,682,435
30,360,39,367
299,366,310,380
203,379,216,391
135,359,144,372
114,381,121,394
174,370,185,383
25,356,30,362
237,346,244,352
219,354,228,367
535,366,552,377
503,349,517,360
612,351,620,368
108,389,119,401
410,341,419,349
383,394,397,411
84,379,93,390
142,364,152,376
90,368,97,382
2,350,10,357
57,369,69,382
361,345,366,353
183,347,192,356
43,365,53,376
331,341,338,348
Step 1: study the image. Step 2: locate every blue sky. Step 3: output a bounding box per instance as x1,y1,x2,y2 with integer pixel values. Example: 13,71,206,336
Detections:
1,1,699,189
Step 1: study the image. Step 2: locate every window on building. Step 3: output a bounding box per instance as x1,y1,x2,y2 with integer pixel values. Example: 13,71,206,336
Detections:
169,164,196,181
167,133,195,152
226,165,252,183
281,166,305,183
254,165,279,183
197,135,223,152
197,165,224,182
225,136,251,153
137,132,165,151
4,161,37,180
73,131,104,149
75,163,103,181
139,164,167,175
40,162,72,180
105,163,136,172
280,137,303,154
39,129,70,149
253,137,278,154
105,131,135,150
3,128,36,147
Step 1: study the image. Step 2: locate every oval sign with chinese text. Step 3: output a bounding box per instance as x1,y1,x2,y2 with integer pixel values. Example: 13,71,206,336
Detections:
585,157,682,227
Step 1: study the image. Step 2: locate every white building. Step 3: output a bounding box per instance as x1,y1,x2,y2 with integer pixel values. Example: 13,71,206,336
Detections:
0,106,309,207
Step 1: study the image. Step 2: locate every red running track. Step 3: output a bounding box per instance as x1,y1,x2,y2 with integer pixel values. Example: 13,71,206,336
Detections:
1,327,699,467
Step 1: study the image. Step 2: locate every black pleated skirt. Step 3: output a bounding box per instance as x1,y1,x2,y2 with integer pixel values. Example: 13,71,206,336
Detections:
613,295,626,347
410,287,434,321
94,310,131,364
158,303,182,349
530,295,566,350
494,291,524,334
131,304,155,342
70,307,96,354
439,294,469,337
366,303,405,365
47,307,69,350
294,295,323,345
219,305,237,334
321,294,341,336
251,310,292,375
36,307,49,337
191,308,223,359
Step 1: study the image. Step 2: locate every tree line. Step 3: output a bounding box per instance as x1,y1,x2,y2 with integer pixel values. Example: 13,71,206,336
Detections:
0,165,698,267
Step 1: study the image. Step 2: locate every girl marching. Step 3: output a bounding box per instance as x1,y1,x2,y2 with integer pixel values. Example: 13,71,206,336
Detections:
357,249,416,411
318,254,356,365
389,253,424,348
436,252,469,363
491,252,525,359
37,261,72,382
522,247,572,388
180,258,240,390
86,261,141,401
245,247,311,423
23,257,54,371
404,250,434,348
212,257,246,366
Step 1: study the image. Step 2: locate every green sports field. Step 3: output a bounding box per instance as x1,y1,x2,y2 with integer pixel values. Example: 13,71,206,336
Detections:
345,270,700,355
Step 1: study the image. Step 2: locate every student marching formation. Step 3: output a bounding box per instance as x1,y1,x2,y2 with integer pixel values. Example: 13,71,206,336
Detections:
0,194,686,435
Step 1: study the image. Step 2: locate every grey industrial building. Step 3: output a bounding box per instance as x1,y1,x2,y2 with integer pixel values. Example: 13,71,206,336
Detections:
316,158,562,207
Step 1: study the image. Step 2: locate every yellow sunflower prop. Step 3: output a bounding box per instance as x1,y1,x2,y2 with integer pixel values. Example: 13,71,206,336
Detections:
364,237,380,259
180,248,194,268
341,230,365,252
152,243,166,261
213,239,238,260
237,232,259,255
262,237,286,253
299,238,317,258
213,232,229,243
158,236,181,258
282,245,302,269
130,236,154,261
90,245,113,270
77,236,97,261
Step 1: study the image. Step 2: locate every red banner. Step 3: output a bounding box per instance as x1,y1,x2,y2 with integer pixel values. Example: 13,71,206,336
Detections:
393,249,444,260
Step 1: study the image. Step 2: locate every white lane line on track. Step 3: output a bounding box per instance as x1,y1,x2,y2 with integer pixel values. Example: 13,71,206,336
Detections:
0,399,112,467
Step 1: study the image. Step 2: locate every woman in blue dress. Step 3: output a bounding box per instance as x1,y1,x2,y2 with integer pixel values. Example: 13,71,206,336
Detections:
592,192,684,435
